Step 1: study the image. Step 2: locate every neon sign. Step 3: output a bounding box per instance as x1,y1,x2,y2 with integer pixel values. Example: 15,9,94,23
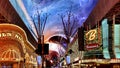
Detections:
85,29,97,41
85,28,102,50
0,32,23,41
85,43,99,50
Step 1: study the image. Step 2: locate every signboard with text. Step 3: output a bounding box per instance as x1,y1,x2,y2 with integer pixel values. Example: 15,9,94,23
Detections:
84,28,102,51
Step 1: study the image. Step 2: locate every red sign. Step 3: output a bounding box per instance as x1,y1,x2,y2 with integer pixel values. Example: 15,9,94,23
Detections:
85,43,99,50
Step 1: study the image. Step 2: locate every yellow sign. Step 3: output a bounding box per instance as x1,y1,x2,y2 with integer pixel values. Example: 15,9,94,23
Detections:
0,32,23,41
84,28,102,51
85,29,97,41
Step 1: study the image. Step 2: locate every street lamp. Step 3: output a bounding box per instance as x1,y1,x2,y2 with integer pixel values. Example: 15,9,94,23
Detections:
30,10,49,68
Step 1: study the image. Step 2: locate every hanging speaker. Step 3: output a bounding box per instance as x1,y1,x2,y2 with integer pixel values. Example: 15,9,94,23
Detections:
44,44,49,55
38,44,42,52
35,44,42,55
78,26,84,51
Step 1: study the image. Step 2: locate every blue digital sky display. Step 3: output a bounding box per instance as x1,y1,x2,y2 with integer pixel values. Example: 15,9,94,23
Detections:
21,0,98,40
10,0,98,42
9,0,98,57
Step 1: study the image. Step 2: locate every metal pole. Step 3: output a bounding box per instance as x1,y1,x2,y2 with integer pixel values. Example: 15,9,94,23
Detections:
41,35,44,68
38,35,44,68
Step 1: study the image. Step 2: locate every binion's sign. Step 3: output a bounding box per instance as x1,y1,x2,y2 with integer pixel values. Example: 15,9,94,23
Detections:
85,28,101,51
85,43,99,50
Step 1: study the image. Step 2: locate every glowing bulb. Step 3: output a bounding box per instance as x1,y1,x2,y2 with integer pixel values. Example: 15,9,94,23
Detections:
50,60,53,63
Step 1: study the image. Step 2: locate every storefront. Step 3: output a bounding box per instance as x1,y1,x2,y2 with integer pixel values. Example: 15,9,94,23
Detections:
0,24,37,68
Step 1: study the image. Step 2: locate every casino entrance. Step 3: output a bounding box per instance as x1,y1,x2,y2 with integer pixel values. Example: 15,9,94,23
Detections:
0,24,37,68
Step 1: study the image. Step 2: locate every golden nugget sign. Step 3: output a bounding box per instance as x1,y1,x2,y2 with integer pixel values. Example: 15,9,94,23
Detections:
0,31,23,41
85,28,101,50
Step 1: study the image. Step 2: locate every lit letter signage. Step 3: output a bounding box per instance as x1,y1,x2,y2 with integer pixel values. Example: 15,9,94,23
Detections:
0,32,23,41
86,29,97,41
0,32,12,37
85,28,102,51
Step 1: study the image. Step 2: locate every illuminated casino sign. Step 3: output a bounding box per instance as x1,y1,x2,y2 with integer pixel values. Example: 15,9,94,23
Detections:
0,32,23,41
0,24,27,53
85,43,99,50
85,29,97,41
85,28,102,50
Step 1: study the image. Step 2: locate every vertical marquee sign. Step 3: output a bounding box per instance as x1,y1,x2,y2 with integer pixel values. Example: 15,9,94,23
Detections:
84,27,102,51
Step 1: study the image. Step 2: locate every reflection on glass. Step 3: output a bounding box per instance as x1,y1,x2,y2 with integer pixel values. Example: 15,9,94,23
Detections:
114,25,120,58
102,19,110,59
